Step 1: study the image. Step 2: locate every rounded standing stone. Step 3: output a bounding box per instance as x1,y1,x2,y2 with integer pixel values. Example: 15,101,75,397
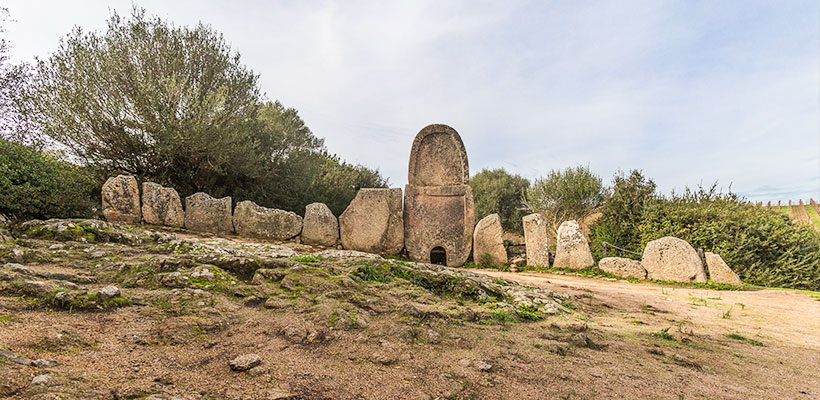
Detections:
184,192,233,234
339,188,404,255
472,214,507,266
141,182,184,227
301,202,339,247
233,200,302,240
102,175,141,224
553,220,594,270
641,236,707,283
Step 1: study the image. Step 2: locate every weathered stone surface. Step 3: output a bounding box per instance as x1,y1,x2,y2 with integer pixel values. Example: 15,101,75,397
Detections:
404,124,475,266
229,354,261,371
599,257,646,279
641,236,707,283
184,193,233,234
705,252,742,287
301,202,339,247
97,285,121,301
233,201,302,241
339,188,403,255
522,213,549,267
473,214,507,266
141,182,184,227
102,175,141,223
553,220,594,270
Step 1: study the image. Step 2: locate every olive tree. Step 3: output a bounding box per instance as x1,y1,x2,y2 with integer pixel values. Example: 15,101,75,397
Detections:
30,8,264,195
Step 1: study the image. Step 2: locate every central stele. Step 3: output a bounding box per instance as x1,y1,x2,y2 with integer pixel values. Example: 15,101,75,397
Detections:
404,124,475,267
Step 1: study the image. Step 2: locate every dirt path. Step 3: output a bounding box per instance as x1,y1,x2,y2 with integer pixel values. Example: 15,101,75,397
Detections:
473,270,820,349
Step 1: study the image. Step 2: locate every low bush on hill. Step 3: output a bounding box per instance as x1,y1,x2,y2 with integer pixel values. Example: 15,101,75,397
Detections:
0,139,99,220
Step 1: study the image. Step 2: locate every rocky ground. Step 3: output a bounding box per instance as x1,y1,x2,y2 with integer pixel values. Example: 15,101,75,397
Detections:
0,219,818,399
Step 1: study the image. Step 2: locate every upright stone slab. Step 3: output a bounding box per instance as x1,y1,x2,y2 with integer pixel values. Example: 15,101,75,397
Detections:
473,214,507,266
523,213,549,267
404,124,475,266
599,257,646,279
641,236,706,283
705,252,742,287
302,202,339,247
553,220,594,270
184,192,233,234
141,182,184,227
339,188,404,255
233,201,302,240
102,175,141,224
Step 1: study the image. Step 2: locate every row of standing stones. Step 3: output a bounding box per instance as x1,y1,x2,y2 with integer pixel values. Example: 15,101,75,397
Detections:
102,174,741,287
475,213,741,287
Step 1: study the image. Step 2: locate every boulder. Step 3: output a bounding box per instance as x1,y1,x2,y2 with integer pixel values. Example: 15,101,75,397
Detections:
184,192,233,234
472,214,507,266
553,220,594,270
233,201,302,240
598,257,646,279
705,252,742,287
641,236,706,283
141,182,184,227
101,175,141,223
522,213,549,267
301,202,339,247
339,188,404,255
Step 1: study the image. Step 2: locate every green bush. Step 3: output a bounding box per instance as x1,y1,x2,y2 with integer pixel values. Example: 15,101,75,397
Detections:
470,168,530,234
0,139,98,220
589,170,657,259
637,186,820,290
524,164,604,236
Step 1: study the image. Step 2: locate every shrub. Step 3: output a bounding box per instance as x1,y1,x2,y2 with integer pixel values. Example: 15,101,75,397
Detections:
523,164,604,235
589,170,657,259
470,168,530,234
0,139,98,220
637,185,820,290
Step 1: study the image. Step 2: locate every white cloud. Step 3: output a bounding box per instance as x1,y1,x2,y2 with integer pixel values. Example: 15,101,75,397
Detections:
4,0,818,201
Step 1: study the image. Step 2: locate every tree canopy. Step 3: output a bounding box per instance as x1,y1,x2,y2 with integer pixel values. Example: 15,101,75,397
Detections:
25,8,386,215
523,164,604,235
470,168,530,235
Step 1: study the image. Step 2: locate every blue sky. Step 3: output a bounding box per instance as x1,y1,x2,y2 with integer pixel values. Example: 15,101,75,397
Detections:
3,0,819,201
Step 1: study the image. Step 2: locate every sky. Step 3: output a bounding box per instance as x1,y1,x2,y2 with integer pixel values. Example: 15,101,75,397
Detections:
2,0,819,202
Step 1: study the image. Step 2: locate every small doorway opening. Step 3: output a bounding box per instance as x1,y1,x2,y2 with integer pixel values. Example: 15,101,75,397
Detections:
430,246,447,265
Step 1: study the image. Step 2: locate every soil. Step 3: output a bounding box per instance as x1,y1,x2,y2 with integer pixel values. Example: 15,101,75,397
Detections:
1,220,818,399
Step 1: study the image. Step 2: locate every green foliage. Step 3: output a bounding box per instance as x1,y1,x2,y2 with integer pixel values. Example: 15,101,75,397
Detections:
637,185,820,290
470,168,530,234
0,139,98,220
590,170,657,260
291,255,319,263
515,304,544,320
524,164,604,235
651,327,675,341
725,333,763,346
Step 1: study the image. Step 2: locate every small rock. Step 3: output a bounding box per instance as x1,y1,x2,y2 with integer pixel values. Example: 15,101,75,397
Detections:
458,358,471,367
264,298,291,309
476,361,493,372
34,359,60,368
3,263,31,274
229,354,262,371
97,285,121,300
31,374,51,385
55,291,76,303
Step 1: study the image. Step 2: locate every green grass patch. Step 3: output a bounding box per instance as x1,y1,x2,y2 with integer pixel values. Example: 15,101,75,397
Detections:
291,255,319,263
515,304,544,321
726,333,764,346
651,327,675,341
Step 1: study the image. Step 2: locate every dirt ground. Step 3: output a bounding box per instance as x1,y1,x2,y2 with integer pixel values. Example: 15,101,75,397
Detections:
1,221,819,399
